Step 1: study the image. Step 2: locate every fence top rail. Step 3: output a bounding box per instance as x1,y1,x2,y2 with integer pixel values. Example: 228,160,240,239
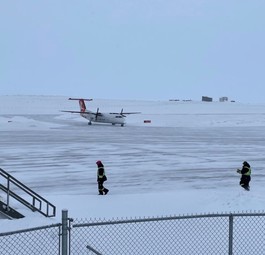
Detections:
72,211,265,228
0,223,62,237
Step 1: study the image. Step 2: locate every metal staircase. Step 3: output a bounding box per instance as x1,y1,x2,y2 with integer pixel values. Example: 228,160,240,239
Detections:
0,168,56,219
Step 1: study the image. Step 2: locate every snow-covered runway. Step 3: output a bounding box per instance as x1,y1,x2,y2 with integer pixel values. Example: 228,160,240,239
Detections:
1,96,265,230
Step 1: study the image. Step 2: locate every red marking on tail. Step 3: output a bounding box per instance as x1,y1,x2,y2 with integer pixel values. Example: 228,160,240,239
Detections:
79,99,86,112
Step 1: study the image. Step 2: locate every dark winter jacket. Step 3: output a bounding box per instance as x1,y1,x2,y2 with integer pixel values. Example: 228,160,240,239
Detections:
241,162,251,176
97,163,107,182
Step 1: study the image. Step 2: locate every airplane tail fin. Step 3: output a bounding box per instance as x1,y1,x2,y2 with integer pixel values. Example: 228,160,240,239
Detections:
79,99,86,112
68,98,93,113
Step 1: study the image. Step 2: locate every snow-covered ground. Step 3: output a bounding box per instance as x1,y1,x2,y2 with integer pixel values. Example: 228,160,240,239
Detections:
1,95,265,232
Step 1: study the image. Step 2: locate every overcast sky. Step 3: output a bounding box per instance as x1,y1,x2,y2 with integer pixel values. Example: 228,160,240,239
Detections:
1,1,265,102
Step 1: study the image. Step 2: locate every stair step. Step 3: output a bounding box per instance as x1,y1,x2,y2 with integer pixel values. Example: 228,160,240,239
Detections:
0,200,24,219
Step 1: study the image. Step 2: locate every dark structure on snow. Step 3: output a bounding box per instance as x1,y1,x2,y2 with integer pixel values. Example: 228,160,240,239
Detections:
202,96,213,102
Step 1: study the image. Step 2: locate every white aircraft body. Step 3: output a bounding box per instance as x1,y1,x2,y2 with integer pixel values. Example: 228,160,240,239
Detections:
62,98,140,126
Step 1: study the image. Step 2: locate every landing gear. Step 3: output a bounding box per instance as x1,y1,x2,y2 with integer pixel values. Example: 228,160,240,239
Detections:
88,121,92,125
121,124,124,127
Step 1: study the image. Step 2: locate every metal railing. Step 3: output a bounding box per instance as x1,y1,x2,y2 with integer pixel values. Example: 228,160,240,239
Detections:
0,168,56,217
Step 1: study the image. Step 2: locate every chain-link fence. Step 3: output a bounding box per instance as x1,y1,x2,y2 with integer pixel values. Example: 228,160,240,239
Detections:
0,223,61,255
70,213,265,255
1,212,265,255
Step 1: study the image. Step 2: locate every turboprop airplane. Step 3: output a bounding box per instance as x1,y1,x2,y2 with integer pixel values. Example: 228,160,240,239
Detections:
62,98,140,126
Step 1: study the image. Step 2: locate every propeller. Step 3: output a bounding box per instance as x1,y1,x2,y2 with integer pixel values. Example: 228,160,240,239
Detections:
120,108,126,117
95,108,100,120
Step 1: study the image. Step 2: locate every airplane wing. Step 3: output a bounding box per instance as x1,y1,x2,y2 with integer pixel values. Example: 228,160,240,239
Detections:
120,112,141,115
61,110,102,116
120,112,141,117
61,110,84,114
110,108,141,116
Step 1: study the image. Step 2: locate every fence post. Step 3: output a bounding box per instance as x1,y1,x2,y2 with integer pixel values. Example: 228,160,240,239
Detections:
62,209,68,255
228,214,233,255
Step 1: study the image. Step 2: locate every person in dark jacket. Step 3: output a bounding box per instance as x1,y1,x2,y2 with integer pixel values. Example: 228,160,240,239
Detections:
237,161,251,191
96,160,109,195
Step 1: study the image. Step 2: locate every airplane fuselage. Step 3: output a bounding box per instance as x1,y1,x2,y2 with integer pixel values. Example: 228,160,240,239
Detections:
81,111,125,126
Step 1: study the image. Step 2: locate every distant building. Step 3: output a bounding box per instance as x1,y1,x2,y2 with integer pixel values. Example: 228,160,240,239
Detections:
219,97,228,102
202,96,213,102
